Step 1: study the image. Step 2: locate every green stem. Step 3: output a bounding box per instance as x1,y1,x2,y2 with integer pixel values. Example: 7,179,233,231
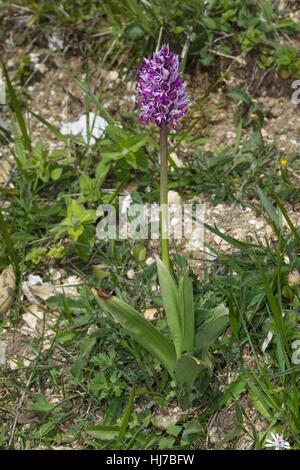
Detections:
160,122,170,271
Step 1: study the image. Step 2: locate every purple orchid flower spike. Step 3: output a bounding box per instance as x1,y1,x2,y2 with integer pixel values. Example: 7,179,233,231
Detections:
136,44,190,131
136,45,190,270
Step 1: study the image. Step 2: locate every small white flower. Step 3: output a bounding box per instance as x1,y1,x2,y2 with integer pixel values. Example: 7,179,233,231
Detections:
126,269,135,280
47,32,64,51
29,52,40,64
265,432,290,450
145,257,155,266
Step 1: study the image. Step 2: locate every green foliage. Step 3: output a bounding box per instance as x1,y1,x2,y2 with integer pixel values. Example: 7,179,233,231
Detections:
54,199,96,242
6,0,300,76
202,189,300,447
97,257,228,408
2,0,300,450
170,126,300,204
100,0,300,76
95,292,177,376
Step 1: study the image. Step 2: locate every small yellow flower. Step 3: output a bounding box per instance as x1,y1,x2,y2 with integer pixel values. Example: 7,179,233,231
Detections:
280,158,288,170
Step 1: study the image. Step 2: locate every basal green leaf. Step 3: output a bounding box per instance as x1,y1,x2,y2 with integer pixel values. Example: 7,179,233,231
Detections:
95,294,176,375
178,268,195,353
156,256,183,357
195,303,229,350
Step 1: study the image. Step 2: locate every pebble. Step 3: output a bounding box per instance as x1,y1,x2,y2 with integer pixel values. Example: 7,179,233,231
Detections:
213,235,223,245
261,129,268,138
256,221,265,230
168,190,182,205
106,70,119,81
143,308,157,321
0,340,6,365
270,106,282,118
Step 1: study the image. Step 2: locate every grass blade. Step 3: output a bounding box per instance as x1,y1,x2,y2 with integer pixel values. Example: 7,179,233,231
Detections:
115,386,135,448
256,186,281,236
272,190,300,245
76,78,115,125
2,62,32,152
0,208,18,273
30,111,69,143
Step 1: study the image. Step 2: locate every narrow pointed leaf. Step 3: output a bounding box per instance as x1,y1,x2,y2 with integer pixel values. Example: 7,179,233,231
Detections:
175,355,202,390
256,186,281,235
195,303,229,349
2,62,32,152
95,294,176,375
178,268,194,353
156,256,183,357
116,386,135,447
272,190,300,244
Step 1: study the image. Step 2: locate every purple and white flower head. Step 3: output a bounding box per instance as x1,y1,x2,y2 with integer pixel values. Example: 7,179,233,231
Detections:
288,269,300,287
136,44,190,131
265,432,290,450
